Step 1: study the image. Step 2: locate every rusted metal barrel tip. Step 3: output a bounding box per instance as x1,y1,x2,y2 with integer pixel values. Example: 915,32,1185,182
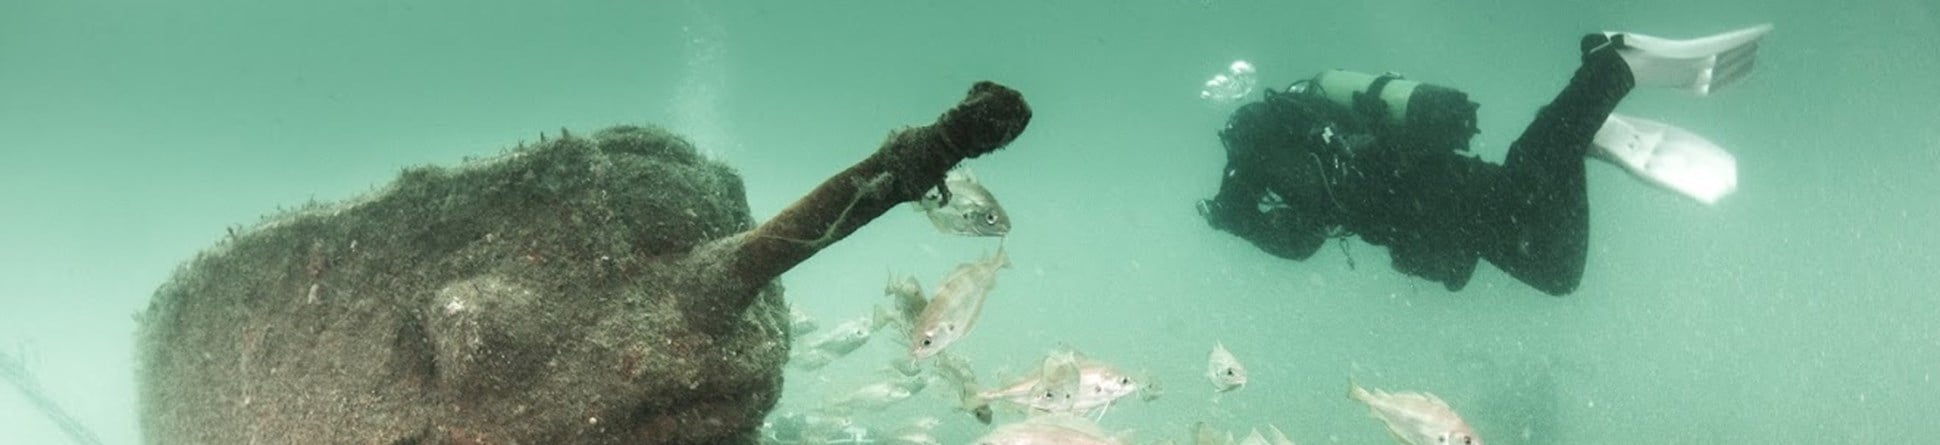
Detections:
711,81,1033,310
939,81,1033,159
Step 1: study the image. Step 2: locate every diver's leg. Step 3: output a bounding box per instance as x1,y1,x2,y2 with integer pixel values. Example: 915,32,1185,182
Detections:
1485,35,1636,296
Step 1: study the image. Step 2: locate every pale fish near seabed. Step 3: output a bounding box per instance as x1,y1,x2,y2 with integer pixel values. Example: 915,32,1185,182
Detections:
789,314,885,371
1206,341,1248,395
883,415,945,445
1187,423,1295,445
972,413,1130,445
1349,382,1482,445
760,411,855,445
788,304,819,336
914,167,1011,237
908,243,1010,359
821,373,929,415
1192,421,1227,445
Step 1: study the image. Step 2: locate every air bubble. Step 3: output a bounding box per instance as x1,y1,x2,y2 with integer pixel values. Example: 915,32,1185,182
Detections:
1200,60,1258,102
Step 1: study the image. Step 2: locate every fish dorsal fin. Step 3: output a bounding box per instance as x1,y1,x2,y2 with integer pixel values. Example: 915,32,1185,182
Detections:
1032,350,1082,411
1192,421,1226,445
1047,342,1088,362
1422,391,1451,408
1265,424,1298,445
1238,429,1270,445
982,236,1011,270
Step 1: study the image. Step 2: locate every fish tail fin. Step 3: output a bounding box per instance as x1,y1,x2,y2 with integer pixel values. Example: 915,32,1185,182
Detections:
994,236,1012,269
1133,369,1164,402
1348,379,1371,402
934,351,991,418
870,304,897,331
883,273,927,325
1266,423,1298,445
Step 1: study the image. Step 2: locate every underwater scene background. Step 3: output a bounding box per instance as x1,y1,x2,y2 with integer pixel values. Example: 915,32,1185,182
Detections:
3,0,1937,443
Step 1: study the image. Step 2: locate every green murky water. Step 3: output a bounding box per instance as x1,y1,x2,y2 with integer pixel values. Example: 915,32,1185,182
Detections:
3,1,1936,443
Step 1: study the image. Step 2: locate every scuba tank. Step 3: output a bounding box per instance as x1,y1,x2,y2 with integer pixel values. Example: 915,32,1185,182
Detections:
1304,70,1480,152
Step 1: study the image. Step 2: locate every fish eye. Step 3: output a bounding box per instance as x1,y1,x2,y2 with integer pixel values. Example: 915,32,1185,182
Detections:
920,338,932,346
1225,368,1235,376
1120,378,1130,384
983,213,999,224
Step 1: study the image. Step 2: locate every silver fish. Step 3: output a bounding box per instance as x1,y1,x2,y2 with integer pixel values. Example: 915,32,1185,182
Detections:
915,167,1010,237
884,416,944,445
790,315,883,370
822,374,928,414
992,348,1084,413
973,413,1127,445
887,356,924,377
1207,341,1248,395
1193,421,1231,445
933,351,994,424
878,273,928,332
763,411,854,445
886,428,943,445
972,348,1146,416
1349,382,1481,445
806,315,882,356
788,305,819,336
909,244,1009,359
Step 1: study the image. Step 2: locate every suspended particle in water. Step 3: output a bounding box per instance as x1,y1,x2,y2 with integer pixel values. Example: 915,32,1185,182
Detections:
1200,60,1257,103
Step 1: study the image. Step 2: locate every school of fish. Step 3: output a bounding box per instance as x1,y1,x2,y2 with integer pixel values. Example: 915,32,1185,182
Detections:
761,165,1485,445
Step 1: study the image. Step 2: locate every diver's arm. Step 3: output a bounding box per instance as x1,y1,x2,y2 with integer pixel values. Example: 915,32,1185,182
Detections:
1199,170,1326,261
1202,101,1329,260
1244,208,1327,260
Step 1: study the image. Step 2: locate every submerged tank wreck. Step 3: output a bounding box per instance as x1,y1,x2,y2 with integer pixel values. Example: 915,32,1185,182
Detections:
136,82,1032,444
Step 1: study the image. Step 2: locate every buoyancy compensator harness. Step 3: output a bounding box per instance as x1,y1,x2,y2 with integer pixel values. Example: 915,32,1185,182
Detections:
1252,77,1378,255
1275,71,1480,266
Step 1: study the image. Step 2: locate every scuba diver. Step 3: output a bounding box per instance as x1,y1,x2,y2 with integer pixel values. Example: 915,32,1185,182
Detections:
1197,25,1772,296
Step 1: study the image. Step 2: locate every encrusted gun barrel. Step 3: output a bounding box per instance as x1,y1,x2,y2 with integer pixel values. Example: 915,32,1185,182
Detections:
136,82,1031,444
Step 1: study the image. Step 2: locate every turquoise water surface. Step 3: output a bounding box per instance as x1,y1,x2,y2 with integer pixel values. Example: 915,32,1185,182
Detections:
3,1,1937,443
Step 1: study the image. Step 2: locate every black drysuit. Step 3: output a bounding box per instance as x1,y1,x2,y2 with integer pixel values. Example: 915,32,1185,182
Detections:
1200,37,1635,296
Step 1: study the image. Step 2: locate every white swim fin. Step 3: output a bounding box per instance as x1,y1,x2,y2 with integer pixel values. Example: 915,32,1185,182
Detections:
1603,23,1773,96
1590,113,1738,205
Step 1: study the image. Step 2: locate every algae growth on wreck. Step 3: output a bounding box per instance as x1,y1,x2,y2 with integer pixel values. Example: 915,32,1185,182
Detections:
4,1,1940,444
